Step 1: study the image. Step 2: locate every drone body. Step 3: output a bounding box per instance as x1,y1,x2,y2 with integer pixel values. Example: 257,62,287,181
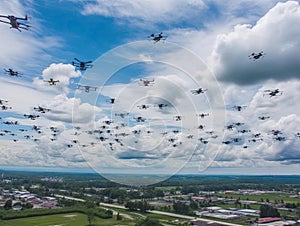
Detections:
45,78,59,85
139,78,155,86
3,68,22,77
248,51,265,60
147,32,167,43
72,58,93,71
264,89,283,97
0,15,30,32
191,88,207,95
77,84,97,92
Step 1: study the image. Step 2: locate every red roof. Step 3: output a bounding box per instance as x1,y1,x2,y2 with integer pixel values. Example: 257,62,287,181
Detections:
258,217,281,224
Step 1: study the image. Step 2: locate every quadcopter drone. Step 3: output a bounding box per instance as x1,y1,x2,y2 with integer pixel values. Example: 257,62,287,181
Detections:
33,106,50,113
191,88,207,95
77,84,97,92
72,58,93,71
147,32,167,43
3,68,22,77
44,78,59,85
139,78,155,86
248,51,265,60
0,14,30,32
197,113,209,118
232,105,246,111
263,89,283,97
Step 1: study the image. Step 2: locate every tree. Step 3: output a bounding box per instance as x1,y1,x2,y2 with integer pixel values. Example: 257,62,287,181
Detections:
173,202,189,215
116,212,122,221
136,217,162,226
4,199,12,210
87,210,95,226
260,205,281,218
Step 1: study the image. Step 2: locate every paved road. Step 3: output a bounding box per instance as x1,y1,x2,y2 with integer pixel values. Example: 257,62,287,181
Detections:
99,203,241,226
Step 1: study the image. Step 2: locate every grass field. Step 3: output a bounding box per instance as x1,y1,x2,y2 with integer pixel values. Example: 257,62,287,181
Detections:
217,193,300,204
0,212,136,226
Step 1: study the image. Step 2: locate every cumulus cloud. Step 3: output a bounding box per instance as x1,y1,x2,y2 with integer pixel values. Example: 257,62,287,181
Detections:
79,0,206,26
33,63,81,95
211,1,300,85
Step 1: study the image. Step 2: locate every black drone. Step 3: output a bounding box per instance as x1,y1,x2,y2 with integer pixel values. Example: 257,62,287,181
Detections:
0,15,30,32
248,51,265,60
147,32,167,43
33,106,50,113
191,88,207,95
44,78,59,85
197,113,209,118
232,105,246,111
264,89,283,97
3,68,22,77
72,58,93,71
139,78,155,86
24,114,40,120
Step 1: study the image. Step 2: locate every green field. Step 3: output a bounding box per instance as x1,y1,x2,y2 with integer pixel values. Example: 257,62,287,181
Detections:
217,193,300,204
0,212,135,226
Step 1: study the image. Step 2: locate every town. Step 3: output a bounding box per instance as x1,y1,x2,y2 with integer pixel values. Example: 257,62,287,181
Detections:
0,171,300,225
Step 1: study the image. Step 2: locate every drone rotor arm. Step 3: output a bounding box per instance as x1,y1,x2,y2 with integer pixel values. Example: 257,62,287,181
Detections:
0,19,10,24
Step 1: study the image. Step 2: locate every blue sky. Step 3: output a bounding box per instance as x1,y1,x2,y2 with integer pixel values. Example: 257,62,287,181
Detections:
0,0,300,185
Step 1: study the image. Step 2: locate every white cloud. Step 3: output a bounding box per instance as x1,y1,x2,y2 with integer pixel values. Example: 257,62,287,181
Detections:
33,63,81,95
79,0,206,26
211,1,300,85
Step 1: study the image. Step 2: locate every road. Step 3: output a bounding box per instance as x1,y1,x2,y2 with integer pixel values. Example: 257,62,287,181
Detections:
99,203,241,226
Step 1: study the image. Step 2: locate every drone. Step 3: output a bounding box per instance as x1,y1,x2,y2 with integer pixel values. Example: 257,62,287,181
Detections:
263,89,283,97
222,140,232,145
226,124,235,130
232,105,246,111
133,116,146,122
174,115,182,121
199,138,209,144
191,88,207,95
248,51,265,60
139,78,155,86
238,129,251,134
115,112,129,118
72,58,93,71
33,106,50,113
232,122,244,127
1,105,11,110
137,104,150,110
258,115,270,120
44,78,59,85
0,99,8,105
231,137,241,143
147,32,167,43
106,98,115,104
197,113,209,118
3,121,18,125
269,129,282,136
0,15,30,32
77,84,97,92
3,68,23,77
24,114,40,120
248,138,263,143
274,136,286,142
155,103,168,109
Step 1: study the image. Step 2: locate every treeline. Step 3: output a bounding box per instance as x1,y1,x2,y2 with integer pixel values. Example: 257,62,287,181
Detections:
0,206,112,220
125,200,153,212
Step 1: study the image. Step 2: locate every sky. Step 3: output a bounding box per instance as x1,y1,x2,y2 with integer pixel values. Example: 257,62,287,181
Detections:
0,0,299,184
